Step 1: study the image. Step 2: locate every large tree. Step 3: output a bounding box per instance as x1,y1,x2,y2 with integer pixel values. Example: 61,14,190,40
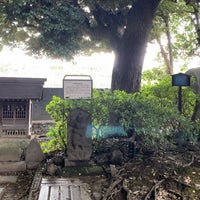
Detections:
3,0,198,93
110,0,161,92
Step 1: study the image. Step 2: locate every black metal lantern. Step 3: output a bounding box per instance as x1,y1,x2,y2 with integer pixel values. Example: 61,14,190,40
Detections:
172,73,191,113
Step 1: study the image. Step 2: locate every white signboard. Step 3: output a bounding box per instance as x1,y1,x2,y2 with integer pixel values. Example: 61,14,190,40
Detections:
63,75,92,99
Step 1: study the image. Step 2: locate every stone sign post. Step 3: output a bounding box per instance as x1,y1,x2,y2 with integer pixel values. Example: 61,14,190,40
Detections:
65,108,92,166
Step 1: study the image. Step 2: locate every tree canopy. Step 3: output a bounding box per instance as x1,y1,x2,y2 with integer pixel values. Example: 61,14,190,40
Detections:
0,0,199,92
0,1,86,58
151,0,200,74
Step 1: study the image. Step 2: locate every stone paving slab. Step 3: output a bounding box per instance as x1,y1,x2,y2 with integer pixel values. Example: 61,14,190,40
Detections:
38,178,91,200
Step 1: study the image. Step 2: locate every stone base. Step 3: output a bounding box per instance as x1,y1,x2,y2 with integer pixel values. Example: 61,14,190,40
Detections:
65,159,91,167
0,161,26,172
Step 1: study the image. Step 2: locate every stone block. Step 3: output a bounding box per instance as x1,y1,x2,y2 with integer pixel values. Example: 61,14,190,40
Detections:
0,161,26,172
0,138,29,162
25,138,45,169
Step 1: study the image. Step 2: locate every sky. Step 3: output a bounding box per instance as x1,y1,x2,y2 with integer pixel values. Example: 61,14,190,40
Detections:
0,43,197,89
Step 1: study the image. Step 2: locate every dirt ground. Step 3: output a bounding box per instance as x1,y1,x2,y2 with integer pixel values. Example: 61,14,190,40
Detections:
1,142,200,200
0,172,34,200
87,143,200,200
50,141,200,200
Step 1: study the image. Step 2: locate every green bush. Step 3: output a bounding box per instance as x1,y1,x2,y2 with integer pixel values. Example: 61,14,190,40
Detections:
41,77,200,152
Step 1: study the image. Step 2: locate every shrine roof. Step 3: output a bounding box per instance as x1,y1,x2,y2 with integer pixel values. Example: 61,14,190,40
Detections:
0,77,46,100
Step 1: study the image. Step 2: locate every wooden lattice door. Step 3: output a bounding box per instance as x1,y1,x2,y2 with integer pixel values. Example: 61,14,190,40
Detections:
0,101,29,136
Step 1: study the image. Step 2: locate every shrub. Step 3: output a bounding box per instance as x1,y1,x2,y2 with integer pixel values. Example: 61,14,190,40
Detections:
41,78,200,152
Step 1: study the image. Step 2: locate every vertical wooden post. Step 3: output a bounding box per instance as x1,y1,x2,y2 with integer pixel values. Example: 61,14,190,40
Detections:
178,86,182,114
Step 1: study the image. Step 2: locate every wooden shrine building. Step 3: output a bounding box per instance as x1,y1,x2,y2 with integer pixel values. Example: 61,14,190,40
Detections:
0,77,46,137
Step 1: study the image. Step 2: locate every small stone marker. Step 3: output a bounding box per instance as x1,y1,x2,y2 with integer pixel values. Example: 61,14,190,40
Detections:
25,138,45,169
65,108,92,166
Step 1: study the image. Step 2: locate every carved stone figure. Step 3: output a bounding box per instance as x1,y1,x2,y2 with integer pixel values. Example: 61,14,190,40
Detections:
66,108,92,162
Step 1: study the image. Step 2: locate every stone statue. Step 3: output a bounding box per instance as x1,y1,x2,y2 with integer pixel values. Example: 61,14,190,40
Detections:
66,108,92,165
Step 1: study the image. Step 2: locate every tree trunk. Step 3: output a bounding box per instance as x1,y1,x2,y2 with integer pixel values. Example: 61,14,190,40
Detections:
111,41,145,93
111,0,161,93
165,17,174,75
156,35,174,75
